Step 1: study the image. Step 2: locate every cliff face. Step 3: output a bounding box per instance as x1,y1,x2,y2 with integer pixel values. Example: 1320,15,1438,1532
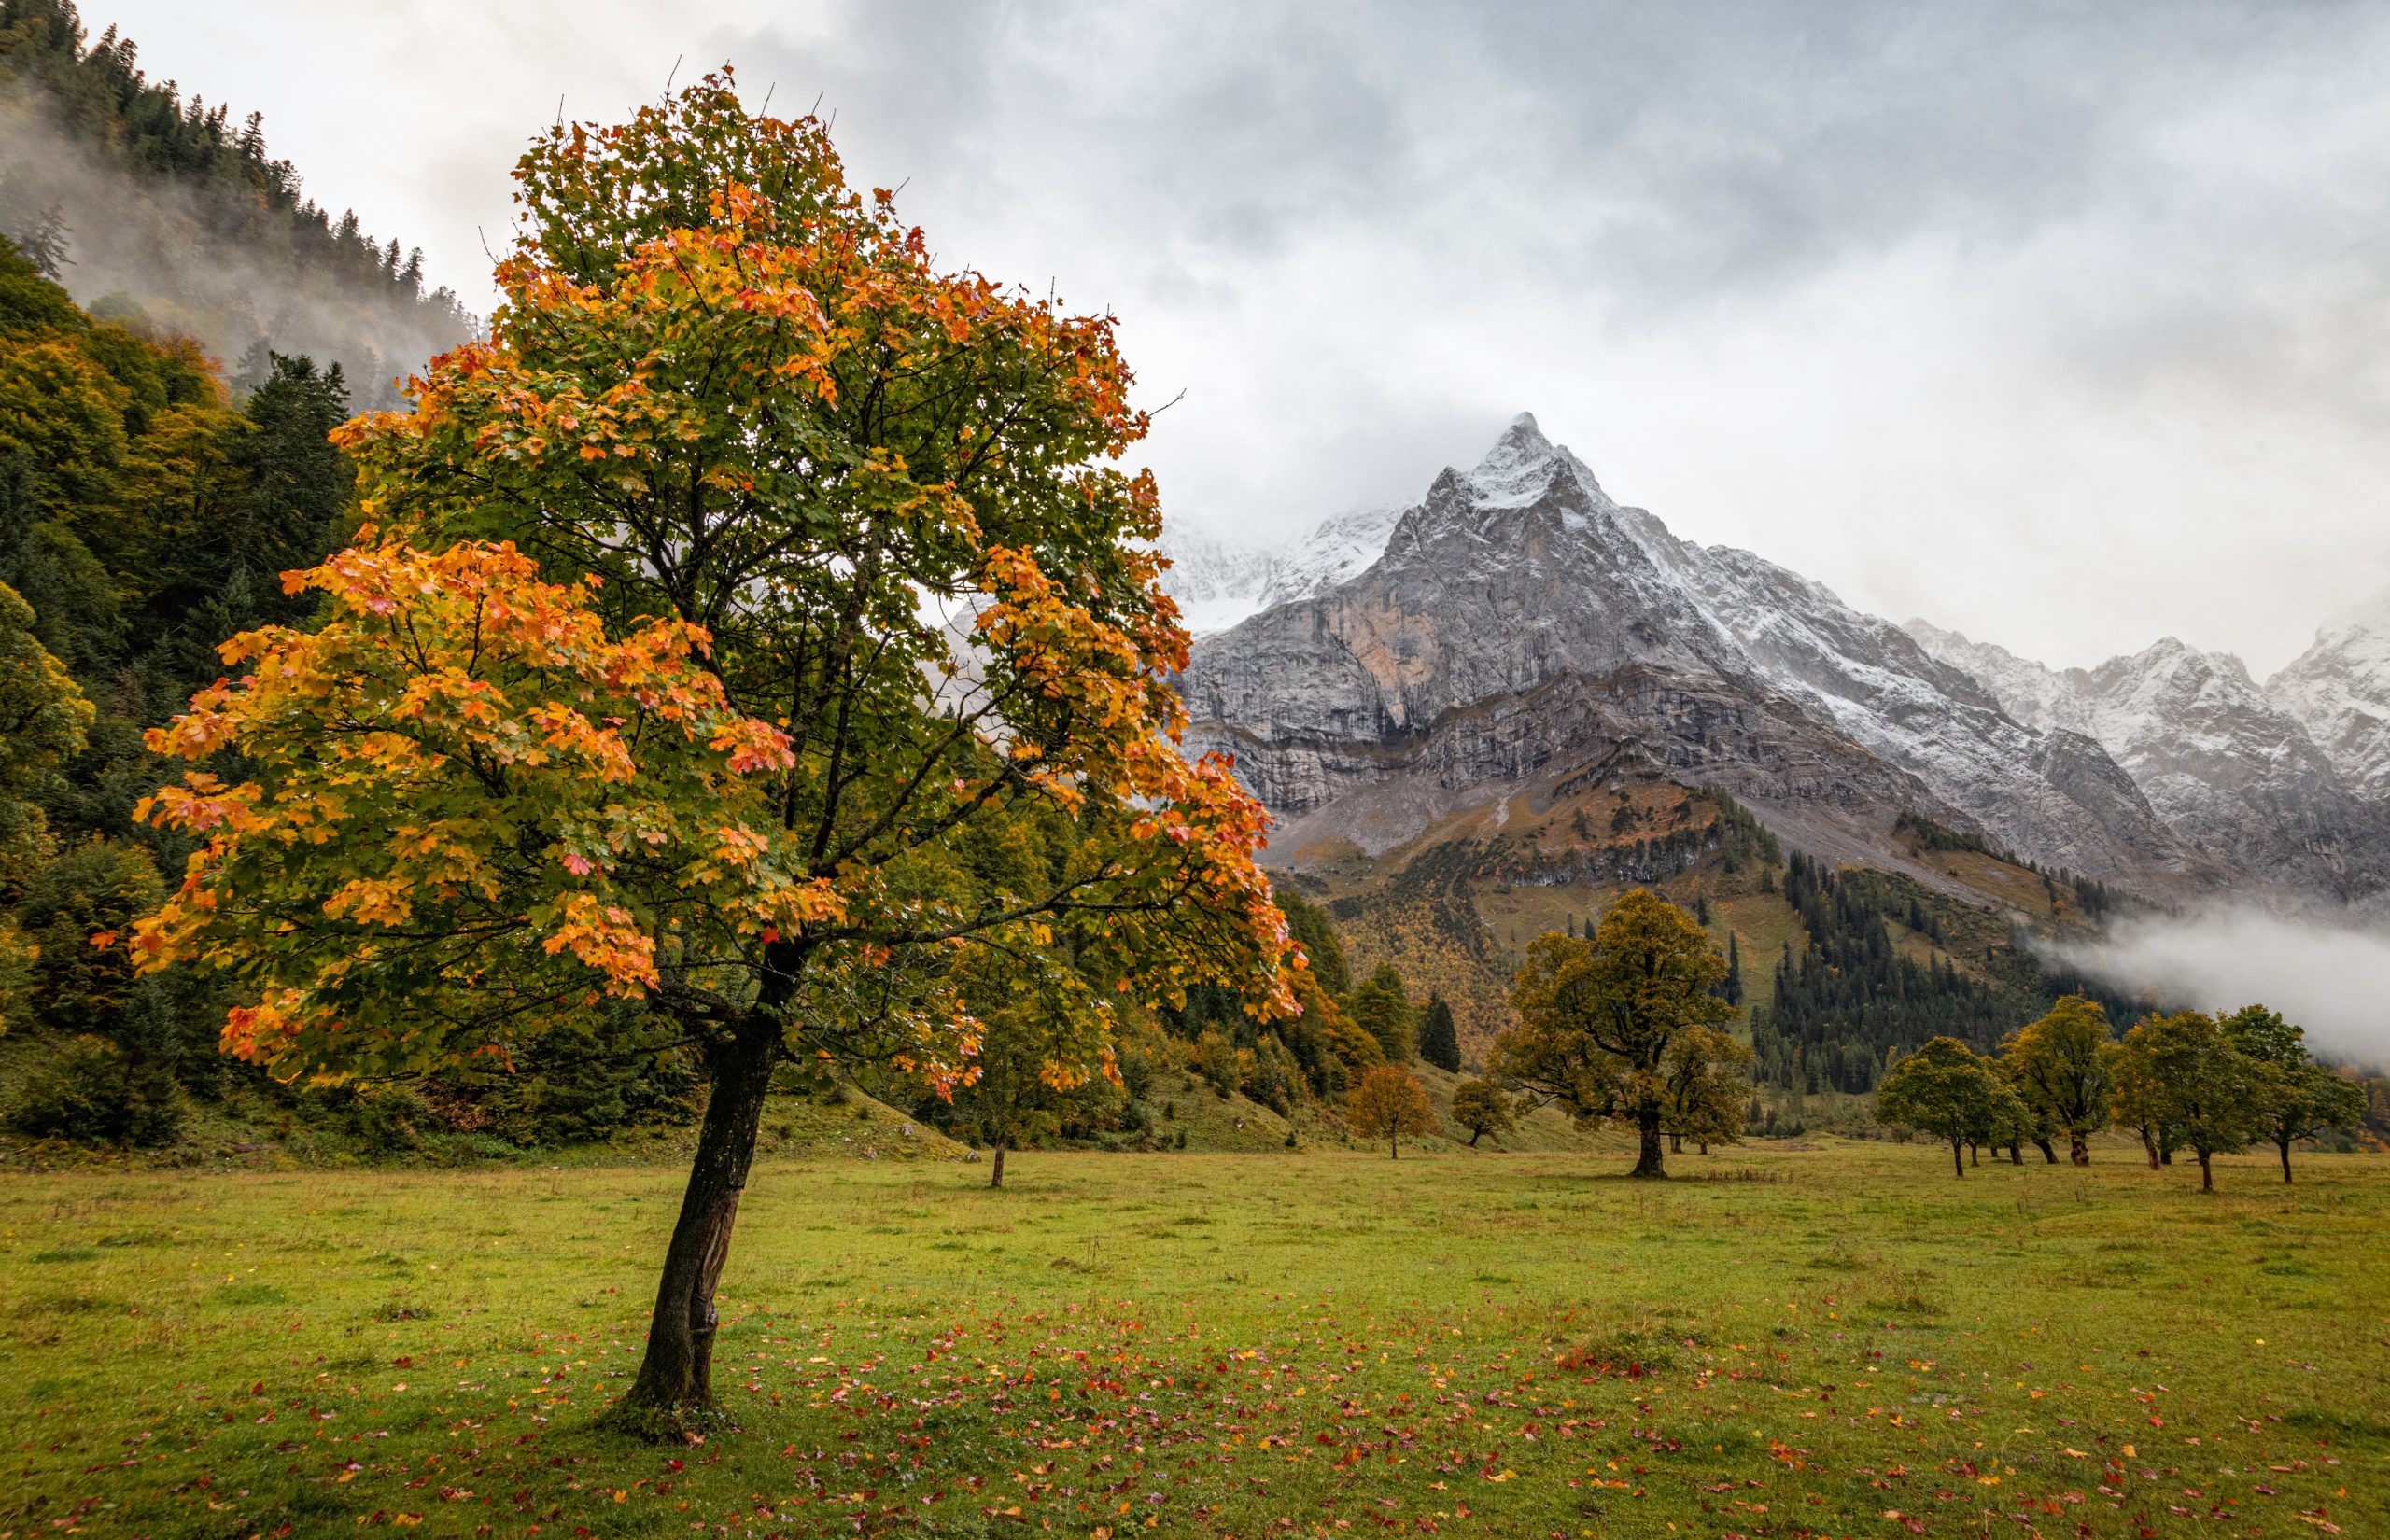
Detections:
2269,593,2390,805
1909,623,2390,901
1182,415,2220,889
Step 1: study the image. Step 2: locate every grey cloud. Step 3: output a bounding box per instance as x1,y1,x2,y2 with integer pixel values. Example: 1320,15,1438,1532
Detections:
80,0,2390,671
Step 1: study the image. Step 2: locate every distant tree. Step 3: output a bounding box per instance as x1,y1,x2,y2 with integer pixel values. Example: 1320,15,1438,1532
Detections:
1343,963,1415,1063
1661,1023,1752,1155
1720,931,1743,1007
1876,1036,2023,1178
1276,889,1349,995
2001,995,2113,1165
1449,1077,1515,1148
0,579,89,889
2219,1005,2365,1183
1495,889,1737,1178
949,994,1090,1191
1348,1065,1436,1158
2103,1028,2173,1169
2108,1012,2275,1192
1416,993,1461,1072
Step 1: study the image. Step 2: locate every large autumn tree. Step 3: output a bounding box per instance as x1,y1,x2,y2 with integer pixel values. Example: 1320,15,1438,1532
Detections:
130,77,1296,1431
1494,889,1738,1178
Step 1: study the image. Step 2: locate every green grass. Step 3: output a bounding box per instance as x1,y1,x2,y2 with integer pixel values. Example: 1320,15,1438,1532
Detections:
2,1140,2383,1538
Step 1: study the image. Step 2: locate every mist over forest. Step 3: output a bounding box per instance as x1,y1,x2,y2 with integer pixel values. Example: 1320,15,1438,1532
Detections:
0,3,471,405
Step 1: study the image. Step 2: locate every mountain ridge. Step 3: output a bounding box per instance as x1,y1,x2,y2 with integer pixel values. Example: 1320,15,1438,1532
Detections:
1175,413,2390,908
1181,413,2227,896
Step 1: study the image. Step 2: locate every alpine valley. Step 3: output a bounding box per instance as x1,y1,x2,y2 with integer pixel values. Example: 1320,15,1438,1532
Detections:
1166,414,2390,1079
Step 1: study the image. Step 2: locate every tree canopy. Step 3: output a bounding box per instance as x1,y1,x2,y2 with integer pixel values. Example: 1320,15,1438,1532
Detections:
1347,1064,1435,1158
2000,995,2112,1165
1876,1036,2028,1177
1495,889,1737,1178
128,76,1299,1427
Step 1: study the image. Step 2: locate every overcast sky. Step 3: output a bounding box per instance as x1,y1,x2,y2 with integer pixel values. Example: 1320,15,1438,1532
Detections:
94,0,2390,673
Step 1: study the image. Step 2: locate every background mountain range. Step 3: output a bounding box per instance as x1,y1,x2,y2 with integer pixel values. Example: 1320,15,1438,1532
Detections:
1165,414,2390,1062
1170,413,2390,902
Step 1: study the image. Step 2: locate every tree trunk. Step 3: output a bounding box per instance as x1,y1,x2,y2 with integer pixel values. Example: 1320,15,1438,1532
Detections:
1949,1139,1964,1178
1668,1131,1682,1155
2007,1141,2022,1165
1631,1111,1666,1178
2141,1127,2160,1169
1697,1140,1709,1155
616,1022,779,1430
2277,1136,2293,1184
2160,1142,2174,1166
1968,1142,1979,1168
2069,1129,2089,1166
1467,1127,1483,1147
2033,1137,2058,1164
991,1141,1006,1189
2197,1147,2213,1192
1389,1129,1399,1160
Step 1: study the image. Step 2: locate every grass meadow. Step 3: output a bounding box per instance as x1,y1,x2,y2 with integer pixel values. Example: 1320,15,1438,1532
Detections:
1,1140,2383,1539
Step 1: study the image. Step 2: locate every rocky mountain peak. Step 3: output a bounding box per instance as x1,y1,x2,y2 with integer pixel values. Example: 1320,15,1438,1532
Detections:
2267,587,2390,800
1181,413,2221,890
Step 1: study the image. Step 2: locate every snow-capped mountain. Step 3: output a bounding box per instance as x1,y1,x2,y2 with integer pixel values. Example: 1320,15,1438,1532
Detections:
1905,623,2390,899
1158,504,1404,636
2268,592,2390,803
1181,413,2221,889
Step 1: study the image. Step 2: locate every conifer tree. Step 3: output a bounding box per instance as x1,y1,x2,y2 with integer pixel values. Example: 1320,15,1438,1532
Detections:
1416,993,1460,1072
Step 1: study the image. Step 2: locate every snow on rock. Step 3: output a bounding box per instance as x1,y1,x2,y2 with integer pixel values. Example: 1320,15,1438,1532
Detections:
1907,622,2390,898
2268,589,2390,802
1181,413,2219,888
1158,505,1404,637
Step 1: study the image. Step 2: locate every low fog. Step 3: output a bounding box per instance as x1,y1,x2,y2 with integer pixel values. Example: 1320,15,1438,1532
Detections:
0,83,471,406
2045,908,2390,1069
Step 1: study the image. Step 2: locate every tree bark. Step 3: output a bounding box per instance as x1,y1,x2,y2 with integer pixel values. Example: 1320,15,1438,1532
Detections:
1668,1131,1682,1155
1631,1110,1666,1178
2033,1137,2058,1164
2277,1136,2293,1184
1968,1142,1979,1168
2006,1141,2022,1165
617,1020,779,1429
991,1141,1006,1189
1467,1127,1483,1147
2068,1130,2089,1166
1389,1129,1399,1160
2141,1127,2160,1169
2197,1147,2213,1192
1949,1139,1964,1178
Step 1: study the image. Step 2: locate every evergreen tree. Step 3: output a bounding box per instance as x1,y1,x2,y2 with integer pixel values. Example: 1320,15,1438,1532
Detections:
1416,993,1460,1072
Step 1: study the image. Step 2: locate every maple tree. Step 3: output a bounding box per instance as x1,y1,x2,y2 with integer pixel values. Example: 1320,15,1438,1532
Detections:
1347,1064,1436,1158
131,77,1296,1430
1448,1076,1514,1148
1659,1022,1752,1155
2217,1005,2360,1184
1494,889,1737,1178
1999,994,2113,1166
2104,1012,2274,1191
1874,1036,2026,1178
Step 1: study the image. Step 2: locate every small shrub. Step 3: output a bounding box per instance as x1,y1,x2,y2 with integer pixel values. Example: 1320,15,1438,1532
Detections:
7,1035,186,1145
